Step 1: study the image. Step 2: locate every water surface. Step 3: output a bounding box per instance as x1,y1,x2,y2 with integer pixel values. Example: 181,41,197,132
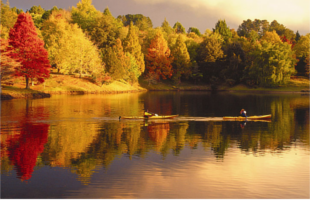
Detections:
1,92,309,198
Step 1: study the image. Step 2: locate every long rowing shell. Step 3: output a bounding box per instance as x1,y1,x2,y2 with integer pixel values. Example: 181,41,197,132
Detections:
223,114,271,121
121,115,179,120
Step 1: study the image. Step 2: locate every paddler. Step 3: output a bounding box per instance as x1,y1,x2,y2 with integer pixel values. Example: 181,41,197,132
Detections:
240,109,247,117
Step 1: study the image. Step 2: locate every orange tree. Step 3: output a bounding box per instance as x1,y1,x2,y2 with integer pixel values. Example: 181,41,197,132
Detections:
145,30,173,81
8,12,50,89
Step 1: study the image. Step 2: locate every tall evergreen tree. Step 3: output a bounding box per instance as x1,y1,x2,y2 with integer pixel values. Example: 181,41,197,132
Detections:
173,22,186,34
171,35,191,84
161,18,173,35
295,31,301,42
103,39,129,81
213,19,232,42
123,21,145,74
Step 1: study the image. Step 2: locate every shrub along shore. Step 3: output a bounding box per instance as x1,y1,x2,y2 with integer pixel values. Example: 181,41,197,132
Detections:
1,75,309,100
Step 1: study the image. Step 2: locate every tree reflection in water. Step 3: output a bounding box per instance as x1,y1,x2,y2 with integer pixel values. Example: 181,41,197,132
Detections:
6,123,49,181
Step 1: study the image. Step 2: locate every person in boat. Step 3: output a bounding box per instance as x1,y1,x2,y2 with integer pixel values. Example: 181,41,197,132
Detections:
144,109,158,117
240,109,247,117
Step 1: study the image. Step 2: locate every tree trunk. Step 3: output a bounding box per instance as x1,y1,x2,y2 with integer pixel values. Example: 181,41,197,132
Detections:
25,76,29,89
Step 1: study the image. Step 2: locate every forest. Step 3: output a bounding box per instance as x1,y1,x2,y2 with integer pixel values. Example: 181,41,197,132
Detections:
1,0,309,89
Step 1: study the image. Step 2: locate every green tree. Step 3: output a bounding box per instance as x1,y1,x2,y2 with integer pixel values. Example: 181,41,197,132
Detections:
173,22,185,34
245,40,296,86
294,34,310,75
118,14,153,31
29,5,45,15
187,27,201,36
103,7,112,16
220,42,245,84
123,21,145,75
71,0,101,31
88,11,123,49
197,33,224,82
125,52,140,84
213,19,232,42
171,35,191,84
295,31,301,41
161,18,173,36
103,39,129,81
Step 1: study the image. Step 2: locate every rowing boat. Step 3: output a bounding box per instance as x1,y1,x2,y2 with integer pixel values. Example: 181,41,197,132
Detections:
223,114,271,121
121,115,179,120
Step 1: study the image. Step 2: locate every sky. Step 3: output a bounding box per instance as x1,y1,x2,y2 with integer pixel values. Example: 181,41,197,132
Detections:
7,0,310,35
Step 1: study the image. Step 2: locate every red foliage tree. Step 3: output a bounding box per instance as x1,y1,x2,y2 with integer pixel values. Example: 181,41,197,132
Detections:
7,123,49,181
8,12,51,89
280,36,295,49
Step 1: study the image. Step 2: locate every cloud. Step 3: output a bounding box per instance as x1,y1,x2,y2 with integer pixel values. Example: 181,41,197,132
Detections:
132,0,309,34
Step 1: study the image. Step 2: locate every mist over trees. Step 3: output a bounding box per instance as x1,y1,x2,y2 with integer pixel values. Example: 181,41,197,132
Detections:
1,0,308,88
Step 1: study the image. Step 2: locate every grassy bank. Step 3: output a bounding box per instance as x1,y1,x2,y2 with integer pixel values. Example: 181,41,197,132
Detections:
1,74,146,100
1,74,309,100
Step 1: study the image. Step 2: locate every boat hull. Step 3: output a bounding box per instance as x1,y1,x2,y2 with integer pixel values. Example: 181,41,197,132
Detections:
223,114,271,121
121,115,179,120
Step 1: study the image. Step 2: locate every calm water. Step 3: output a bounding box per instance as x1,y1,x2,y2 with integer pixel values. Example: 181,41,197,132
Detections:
1,91,309,199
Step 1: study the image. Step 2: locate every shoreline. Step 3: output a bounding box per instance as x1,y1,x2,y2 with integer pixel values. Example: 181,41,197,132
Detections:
1,86,308,100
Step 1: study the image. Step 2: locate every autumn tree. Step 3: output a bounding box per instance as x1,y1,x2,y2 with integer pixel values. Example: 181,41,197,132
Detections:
42,13,103,77
171,35,191,84
0,0,17,39
261,30,282,44
123,21,145,75
145,30,173,81
0,38,20,81
8,13,50,89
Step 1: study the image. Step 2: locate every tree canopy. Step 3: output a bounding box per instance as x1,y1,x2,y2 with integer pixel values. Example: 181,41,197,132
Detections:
9,12,51,88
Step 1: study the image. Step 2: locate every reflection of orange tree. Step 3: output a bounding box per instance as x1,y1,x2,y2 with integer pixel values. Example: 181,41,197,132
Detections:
6,123,49,181
147,122,170,152
160,122,189,157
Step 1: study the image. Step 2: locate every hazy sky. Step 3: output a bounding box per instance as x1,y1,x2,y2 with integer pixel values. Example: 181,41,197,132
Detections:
8,0,310,35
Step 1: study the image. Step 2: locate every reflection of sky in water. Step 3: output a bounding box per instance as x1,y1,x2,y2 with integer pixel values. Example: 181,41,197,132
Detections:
2,144,309,199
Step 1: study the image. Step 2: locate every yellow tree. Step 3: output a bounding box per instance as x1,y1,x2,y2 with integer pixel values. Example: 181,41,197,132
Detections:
145,30,173,81
0,38,20,81
42,13,103,77
261,30,282,44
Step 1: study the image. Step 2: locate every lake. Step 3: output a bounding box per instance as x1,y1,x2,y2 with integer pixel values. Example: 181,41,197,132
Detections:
1,91,309,199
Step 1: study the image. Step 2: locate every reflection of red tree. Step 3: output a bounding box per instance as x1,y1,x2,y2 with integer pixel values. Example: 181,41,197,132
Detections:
147,123,170,151
7,123,49,181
